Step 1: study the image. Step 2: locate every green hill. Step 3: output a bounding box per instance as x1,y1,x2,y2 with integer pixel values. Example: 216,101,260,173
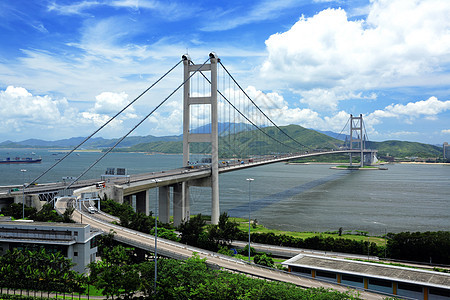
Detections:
113,125,443,160
113,124,344,156
367,140,442,157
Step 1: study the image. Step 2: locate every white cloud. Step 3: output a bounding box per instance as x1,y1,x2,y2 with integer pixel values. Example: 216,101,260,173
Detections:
297,88,377,111
241,86,343,131
48,0,190,20
48,1,101,15
363,96,450,137
261,0,450,110
0,86,74,139
93,91,133,115
0,86,65,123
442,129,450,134
369,97,450,120
0,86,141,140
79,111,112,127
147,100,183,135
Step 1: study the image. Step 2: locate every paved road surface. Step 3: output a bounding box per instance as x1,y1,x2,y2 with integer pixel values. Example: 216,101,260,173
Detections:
55,196,385,300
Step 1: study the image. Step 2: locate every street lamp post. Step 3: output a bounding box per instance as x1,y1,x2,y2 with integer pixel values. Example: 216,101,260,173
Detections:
246,178,254,263
154,179,158,294
21,169,27,219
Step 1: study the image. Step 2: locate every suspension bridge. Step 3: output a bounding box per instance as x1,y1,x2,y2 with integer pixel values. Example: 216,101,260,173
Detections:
2,53,377,227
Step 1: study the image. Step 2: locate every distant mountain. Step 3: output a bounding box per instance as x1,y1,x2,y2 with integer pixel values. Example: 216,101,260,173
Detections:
191,122,255,135
1,123,443,158
115,124,344,155
115,125,444,159
315,130,349,141
0,122,247,149
0,135,182,149
0,141,35,148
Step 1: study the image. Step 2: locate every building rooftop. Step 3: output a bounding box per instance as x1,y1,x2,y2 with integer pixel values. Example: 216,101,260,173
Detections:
0,220,88,228
0,220,101,244
283,254,450,289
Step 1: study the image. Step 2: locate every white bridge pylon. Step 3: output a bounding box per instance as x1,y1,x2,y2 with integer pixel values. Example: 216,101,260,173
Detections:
182,53,220,225
348,114,376,167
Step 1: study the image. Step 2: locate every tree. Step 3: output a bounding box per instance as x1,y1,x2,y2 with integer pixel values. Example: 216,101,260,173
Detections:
0,248,82,296
0,203,36,219
89,245,140,299
387,231,450,264
150,227,180,242
62,206,75,223
33,204,65,222
178,214,207,247
208,212,240,246
254,253,274,268
128,211,153,233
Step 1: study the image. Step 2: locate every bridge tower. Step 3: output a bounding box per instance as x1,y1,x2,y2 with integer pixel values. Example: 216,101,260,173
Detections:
349,114,365,167
182,53,220,225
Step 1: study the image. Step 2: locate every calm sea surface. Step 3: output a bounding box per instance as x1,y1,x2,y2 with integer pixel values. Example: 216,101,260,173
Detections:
1,149,449,235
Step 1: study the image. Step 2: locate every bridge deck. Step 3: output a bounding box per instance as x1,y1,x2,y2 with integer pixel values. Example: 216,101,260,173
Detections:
1,149,376,198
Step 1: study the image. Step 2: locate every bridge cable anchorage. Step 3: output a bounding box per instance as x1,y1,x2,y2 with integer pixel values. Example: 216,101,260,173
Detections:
218,61,312,151
26,59,183,189
190,60,302,154
65,58,210,190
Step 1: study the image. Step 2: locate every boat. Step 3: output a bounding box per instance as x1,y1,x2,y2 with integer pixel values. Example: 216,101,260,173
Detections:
0,157,42,164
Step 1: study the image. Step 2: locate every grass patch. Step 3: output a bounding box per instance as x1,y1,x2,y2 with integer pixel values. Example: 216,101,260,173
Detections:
84,284,104,297
336,165,378,169
230,217,386,246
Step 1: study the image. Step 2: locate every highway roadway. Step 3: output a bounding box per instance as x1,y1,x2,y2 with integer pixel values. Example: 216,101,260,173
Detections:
55,196,385,299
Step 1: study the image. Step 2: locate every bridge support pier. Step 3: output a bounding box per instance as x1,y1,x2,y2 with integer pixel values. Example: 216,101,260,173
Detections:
13,194,41,211
158,186,170,223
122,183,191,226
173,182,190,227
132,190,149,216
104,185,124,204
364,151,378,165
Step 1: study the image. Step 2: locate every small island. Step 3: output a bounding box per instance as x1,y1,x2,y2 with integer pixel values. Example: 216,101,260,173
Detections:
331,165,388,170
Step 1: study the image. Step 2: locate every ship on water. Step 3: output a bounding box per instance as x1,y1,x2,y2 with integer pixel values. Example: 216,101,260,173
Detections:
0,157,42,164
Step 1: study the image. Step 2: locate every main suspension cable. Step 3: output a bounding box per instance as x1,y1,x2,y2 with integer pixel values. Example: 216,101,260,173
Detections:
336,116,350,147
27,59,183,189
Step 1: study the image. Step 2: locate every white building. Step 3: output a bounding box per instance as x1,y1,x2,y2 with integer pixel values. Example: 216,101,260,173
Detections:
444,142,450,160
0,220,102,273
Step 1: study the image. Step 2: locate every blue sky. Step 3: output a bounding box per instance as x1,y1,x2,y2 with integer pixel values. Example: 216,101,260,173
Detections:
0,0,449,145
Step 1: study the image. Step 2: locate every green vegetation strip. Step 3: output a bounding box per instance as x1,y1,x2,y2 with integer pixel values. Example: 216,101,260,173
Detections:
231,217,386,246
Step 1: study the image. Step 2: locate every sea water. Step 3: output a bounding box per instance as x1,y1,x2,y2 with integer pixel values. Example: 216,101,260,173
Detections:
1,149,449,235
